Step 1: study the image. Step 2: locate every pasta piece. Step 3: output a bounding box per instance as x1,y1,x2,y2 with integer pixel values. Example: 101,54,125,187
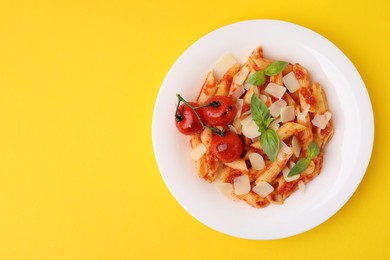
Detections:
200,128,219,182
268,160,315,204
269,72,283,85
243,86,255,106
293,63,310,88
215,64,241,96
196,70,217,105
302,152,324,183
311,83,328,113
248,46,272,71
276,122,306,140
189,134,208,178
315,121,334,149
229,63,251,97
282,63,293,76
255,152,293,184
294,63,316,113
223,158,248,173
284,92,297,107
296,107,314,157
220,166,242,184
235,191,270,208
250,140,262,150
311,83,334,149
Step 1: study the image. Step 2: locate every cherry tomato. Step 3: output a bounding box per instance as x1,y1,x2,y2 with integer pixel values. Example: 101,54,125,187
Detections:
203,96,237,126
175,102,205,135
210,132,243,163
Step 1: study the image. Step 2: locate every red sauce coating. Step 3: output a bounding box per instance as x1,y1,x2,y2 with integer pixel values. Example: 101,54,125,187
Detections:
294,69,305,80
300,87,317,107
225,170,242,184
278,181,297,195
320,121,332,136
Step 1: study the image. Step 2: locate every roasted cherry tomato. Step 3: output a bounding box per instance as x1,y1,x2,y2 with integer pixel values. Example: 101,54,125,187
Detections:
203,96,237,126
210,132,243,163
175,102,205,135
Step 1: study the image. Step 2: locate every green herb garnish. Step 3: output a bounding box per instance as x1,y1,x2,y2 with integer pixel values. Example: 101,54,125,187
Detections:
288,141,320,177
246,61,288,86
246,70,266,86
265,61,288,76
250,94,279,162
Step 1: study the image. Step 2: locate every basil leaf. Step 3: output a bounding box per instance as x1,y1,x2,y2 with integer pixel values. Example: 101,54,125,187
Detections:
250,94,271,130
288,158,310,177
246,70,266,86
265,61,288,76
260,128,280,162
264,117,274,129
307,141,320,160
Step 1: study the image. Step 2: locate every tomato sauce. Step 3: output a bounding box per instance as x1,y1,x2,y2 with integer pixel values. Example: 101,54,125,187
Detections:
300,87,317,107
320,121,332,136
294,69,305,80
278,181,297,195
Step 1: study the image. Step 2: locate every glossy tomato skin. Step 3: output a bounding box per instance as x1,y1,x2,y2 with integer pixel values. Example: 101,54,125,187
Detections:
203,96,237,126
175,102,205,135
210,132,243,163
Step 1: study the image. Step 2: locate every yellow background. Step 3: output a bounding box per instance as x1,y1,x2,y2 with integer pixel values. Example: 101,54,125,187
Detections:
0,0,389,259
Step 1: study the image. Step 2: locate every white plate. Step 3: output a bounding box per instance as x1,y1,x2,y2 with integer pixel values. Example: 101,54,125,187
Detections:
152,20,374,240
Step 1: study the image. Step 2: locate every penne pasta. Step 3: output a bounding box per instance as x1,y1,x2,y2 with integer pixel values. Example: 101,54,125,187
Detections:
276,122,306,140
215,64,241,96
248,46,272,71
196,70,217,105
189,134,208,178
200,128,219,182
177,46,333,209
255,152,293,184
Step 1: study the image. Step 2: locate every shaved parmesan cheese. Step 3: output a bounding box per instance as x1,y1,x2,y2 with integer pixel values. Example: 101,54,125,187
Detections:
280,141,293,155
240,114,253,126
292,136,301,157
270,117,282,126
264,83,286,99
219,182,233,195
269,117,282,131
269,122,280,131
289,161,296,169
228,125,238,134
298,180,305,195
234,66,250,85
297,105,310,121
260,94,268,103
242,120,260,139
234,99,244,119
282,166,300,182
232,87,245,100
244,82,254,90
233,175,250,195
269,99,287,117
278,141,292,160
280,106,295,123
190,144,206,160
283,72,300,93
251,86,259,95
249,153,265,170
253,181,274,197
214,53,237,80
312,112,332,129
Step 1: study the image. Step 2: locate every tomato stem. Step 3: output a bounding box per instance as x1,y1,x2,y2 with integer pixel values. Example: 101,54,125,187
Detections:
176,94,226,137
